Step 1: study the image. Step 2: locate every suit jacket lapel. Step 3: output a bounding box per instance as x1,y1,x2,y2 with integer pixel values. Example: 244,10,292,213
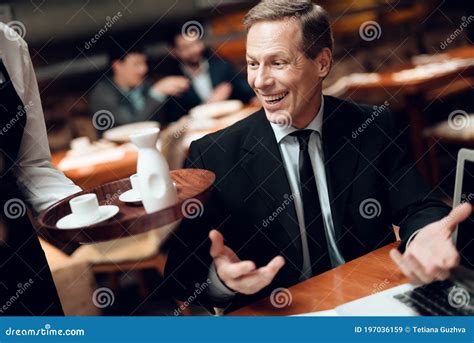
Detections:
322,95,361,240
240,110,303,264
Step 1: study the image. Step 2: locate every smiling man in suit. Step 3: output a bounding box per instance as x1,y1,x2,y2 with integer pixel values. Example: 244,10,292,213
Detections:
165,0,471,313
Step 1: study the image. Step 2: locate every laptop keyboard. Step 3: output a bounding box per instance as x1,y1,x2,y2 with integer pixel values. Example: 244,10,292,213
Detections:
394,280,474,316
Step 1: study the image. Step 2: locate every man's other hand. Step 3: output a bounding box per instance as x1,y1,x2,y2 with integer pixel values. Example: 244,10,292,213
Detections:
390,203,472,284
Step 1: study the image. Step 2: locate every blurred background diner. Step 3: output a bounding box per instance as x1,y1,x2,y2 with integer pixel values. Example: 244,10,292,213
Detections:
0,0,472,316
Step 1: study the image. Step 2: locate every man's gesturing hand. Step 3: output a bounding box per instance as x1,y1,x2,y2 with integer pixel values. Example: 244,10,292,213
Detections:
390,202,472,284
209,229,285,295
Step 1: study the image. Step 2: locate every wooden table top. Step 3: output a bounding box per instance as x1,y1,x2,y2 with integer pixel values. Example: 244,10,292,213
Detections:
346,45,474,96
229,242,409,316
51,149,138,190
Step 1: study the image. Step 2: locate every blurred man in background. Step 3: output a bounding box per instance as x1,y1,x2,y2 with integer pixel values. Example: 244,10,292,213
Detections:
89,40,190,128
158,25,257,123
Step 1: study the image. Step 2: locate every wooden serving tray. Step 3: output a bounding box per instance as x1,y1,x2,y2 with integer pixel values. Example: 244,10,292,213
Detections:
38,169,215,243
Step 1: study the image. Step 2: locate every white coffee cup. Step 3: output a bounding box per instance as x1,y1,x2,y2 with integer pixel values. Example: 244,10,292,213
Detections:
69,193,101,225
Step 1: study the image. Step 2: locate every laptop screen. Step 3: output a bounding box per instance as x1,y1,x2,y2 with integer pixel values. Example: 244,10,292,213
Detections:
457,160,474,270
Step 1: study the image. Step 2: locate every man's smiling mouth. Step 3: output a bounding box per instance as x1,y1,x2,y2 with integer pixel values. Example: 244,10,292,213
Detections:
262,91,289,105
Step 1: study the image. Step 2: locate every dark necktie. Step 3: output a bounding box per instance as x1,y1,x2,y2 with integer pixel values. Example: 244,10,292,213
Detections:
290,130,332,276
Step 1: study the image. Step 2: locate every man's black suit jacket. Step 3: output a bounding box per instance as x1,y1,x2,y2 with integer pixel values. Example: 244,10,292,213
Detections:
165,95,450,311
160,55,255,124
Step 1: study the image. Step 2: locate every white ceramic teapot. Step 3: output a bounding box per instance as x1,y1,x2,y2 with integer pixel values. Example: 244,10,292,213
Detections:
130,128,177,214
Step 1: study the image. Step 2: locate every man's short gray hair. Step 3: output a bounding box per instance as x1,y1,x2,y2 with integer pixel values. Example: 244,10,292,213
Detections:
244,0,333,59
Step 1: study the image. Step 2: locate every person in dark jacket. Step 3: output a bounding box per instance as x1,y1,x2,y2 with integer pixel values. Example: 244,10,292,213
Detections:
89,41,190,128
158,25,257,123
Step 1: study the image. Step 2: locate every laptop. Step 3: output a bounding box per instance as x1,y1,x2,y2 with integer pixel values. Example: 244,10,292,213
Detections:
322,148,474,316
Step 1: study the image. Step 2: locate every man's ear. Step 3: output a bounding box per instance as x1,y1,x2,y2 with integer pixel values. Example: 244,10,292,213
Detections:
314,48,332,78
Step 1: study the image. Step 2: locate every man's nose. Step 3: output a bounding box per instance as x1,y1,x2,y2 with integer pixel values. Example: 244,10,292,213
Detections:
254,66,273,90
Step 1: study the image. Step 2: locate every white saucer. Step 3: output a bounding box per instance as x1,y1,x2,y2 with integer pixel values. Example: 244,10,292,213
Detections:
56,205,120,229
119,189,142,203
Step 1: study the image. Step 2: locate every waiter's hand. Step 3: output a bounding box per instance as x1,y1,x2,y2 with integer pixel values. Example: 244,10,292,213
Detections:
209,229,285,295
390,202,472,284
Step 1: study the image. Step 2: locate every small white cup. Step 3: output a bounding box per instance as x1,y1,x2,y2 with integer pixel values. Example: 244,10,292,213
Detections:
69,193,101,225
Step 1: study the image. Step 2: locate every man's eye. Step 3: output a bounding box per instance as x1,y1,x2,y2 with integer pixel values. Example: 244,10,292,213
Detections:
247,61,258,68
273,61,285,67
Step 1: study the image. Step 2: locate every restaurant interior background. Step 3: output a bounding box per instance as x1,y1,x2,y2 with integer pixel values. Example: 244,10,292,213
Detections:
1,0,473,316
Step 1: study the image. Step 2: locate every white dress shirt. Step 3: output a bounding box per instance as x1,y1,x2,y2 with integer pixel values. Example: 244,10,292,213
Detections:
0,22,81,214
181,60,213,102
